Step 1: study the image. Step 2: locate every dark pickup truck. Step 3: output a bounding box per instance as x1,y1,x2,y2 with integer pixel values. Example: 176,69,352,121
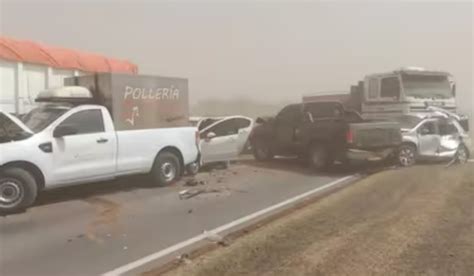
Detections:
249,102,402,170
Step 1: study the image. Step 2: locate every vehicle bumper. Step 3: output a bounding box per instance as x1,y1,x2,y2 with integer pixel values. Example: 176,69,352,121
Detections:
346,148,395,161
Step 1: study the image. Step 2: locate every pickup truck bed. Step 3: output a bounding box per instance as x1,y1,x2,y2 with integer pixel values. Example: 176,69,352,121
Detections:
346,121,401,161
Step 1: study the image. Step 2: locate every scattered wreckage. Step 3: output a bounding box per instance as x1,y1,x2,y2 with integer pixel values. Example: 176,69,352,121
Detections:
301,68,471,168
250,100,470,169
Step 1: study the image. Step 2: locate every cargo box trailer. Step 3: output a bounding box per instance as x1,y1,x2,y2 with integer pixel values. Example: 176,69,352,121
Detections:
64,73,189,130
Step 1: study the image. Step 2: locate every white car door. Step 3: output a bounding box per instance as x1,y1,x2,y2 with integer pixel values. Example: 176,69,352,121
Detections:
233,117,254,153
438,120,461,157
50,109,116,185
417,120,441,157
200,118,240,164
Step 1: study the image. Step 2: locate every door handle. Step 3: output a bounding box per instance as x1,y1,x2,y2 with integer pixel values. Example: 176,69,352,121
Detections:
97,138,108,144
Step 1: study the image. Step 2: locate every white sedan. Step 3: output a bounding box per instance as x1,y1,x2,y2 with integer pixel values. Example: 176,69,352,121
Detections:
194,116,254,167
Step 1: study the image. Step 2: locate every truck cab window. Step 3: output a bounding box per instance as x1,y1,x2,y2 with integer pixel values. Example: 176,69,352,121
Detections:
380,77,400,99
304,103,343,120
277,105,301,124
57,110,105,135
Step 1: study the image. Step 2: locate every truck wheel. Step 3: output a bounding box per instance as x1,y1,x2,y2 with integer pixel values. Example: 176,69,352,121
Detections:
252,140,273,161
151,152,181,186
309,144,329,171
0,167,38,214
398,144,416,167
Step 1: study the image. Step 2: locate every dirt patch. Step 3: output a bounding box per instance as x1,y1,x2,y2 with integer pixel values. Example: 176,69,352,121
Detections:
83,197,122,243
162,164,474,276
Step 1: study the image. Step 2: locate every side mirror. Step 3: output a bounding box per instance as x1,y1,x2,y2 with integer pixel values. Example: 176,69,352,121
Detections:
206,132,217,139
53,125,77,138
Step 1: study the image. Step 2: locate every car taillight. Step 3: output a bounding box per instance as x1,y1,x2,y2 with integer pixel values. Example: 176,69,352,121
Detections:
346,129,353,144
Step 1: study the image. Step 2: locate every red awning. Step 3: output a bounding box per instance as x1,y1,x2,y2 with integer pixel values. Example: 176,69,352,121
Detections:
0,36,138,74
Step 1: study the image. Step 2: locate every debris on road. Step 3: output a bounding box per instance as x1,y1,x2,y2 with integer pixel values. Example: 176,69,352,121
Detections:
176,253,192,265
184,178,208,187
179,189,204,200
446,157,458,168
83,197,121,243
203,230,229,247
179,187,227,200
445,146,465,168
185,179,199,186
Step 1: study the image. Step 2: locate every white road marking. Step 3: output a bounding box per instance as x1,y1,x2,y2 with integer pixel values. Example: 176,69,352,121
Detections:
102,175,357,276
468,159,474,163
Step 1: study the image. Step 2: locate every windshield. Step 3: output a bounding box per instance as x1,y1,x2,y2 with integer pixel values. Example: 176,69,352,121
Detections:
0,113,32,143
401,74,452,99
393,115,422,129
22,106,70,133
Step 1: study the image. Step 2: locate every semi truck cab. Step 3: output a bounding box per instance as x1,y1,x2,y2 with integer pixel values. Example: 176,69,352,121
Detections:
349,67,457,119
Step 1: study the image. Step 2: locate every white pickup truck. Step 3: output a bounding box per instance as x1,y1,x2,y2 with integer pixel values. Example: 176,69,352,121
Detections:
0,90,199,213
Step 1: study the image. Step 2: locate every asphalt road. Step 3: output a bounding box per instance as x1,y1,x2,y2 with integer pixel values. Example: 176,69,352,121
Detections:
0,159,352,276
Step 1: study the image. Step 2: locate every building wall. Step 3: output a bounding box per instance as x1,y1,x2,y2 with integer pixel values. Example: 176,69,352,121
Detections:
0,59,84,113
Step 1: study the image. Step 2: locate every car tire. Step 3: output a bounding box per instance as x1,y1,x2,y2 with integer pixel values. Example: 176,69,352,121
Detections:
456,144,469,164
0,167,38,214
252,140,274,161
309,144,330,171
186,161,200,176
398,144,417,167
151,151,181,186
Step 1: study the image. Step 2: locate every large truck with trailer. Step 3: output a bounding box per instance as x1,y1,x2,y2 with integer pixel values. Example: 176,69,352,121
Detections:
303,67,468,131
0,73,199,213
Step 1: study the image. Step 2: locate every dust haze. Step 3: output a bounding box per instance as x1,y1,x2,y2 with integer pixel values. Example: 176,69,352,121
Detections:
1,1,472,121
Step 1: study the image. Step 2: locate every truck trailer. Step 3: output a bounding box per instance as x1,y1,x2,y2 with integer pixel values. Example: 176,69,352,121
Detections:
64,73,189,129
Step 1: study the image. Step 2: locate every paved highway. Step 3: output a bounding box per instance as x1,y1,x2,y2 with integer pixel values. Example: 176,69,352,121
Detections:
0,159,353,276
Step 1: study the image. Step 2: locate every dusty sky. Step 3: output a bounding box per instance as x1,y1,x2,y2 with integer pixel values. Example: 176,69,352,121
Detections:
0,0,472,115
